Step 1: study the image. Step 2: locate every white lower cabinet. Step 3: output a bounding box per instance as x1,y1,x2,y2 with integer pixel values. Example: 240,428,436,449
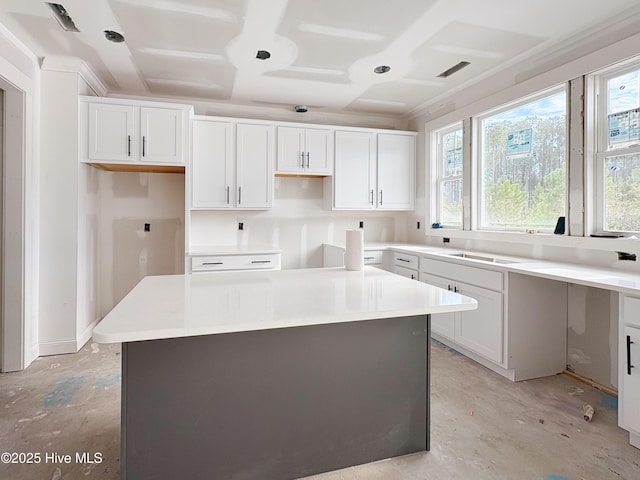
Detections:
420,257,568,382
420,270,503,364
620,295,640,449
190,253,281,272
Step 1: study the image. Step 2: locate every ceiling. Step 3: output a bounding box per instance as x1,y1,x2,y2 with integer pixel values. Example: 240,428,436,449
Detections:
2,0,640,117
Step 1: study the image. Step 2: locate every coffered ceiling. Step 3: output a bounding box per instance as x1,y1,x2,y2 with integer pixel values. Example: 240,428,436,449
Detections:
1,0,640,116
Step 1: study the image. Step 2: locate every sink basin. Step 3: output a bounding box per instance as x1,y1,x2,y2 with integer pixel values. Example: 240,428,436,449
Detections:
447,252,517,264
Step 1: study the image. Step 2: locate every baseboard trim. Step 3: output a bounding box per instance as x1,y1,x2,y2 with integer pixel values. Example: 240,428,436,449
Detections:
77,318,100,350
563,370,618,397
38,339,77,356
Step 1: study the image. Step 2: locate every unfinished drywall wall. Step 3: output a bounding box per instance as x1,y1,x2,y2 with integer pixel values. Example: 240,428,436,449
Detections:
189,176,410,270
99,171,184,316
567,285,618,389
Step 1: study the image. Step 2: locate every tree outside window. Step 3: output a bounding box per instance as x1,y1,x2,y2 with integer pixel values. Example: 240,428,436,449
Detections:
479,91,567,230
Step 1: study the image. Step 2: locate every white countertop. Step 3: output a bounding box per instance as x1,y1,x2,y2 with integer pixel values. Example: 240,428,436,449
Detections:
324,242,640,295
92,267,478,344
188,245,281,256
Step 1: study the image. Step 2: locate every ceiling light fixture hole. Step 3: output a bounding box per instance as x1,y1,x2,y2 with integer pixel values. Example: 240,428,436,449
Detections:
373,65,391,74
256,50,271,60
294,105,308,113
104,30,125,43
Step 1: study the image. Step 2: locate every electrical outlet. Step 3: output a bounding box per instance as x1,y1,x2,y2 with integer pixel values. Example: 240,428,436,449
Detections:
359,221,364,228
144,223,150,232
238,222,244,231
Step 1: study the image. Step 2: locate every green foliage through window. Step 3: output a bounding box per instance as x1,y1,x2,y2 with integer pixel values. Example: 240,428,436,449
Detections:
481,91,567,229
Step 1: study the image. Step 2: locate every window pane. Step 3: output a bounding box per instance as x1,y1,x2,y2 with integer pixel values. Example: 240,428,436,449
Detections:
481,91,566,229
442,129,462,177
604,154,640,232
441,179,462,226
607,70,640,149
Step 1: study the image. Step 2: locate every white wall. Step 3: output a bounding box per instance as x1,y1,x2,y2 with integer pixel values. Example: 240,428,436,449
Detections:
190,177,409,269
99,172,185,316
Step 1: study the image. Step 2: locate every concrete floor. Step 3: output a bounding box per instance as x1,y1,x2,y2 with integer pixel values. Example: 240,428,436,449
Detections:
1,340,639,480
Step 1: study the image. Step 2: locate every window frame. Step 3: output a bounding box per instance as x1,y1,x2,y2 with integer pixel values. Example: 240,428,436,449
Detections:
475,85,569,232
593,60,640,234
433,122,464,229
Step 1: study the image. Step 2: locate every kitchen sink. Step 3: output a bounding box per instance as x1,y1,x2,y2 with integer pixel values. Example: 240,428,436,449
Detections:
446,252,518,264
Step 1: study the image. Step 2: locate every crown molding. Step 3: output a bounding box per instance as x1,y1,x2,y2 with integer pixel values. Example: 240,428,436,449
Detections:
40,55,108,96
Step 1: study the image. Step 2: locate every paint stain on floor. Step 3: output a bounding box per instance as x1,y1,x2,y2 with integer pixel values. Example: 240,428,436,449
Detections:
44,376,84,407
95,372,121,388
599,394,618,410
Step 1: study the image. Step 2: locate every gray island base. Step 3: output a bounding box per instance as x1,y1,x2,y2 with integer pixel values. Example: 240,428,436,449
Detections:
121,315,430,480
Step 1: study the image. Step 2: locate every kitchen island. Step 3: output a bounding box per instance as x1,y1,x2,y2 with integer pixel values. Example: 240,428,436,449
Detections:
92,267,477,480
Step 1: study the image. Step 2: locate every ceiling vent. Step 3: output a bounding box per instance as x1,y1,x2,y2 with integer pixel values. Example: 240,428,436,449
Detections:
46,3,79,32
437,61,470,78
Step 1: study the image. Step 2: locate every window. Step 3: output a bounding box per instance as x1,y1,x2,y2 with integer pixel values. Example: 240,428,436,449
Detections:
596,64,640,232
434,124,463,227
478,89,567,230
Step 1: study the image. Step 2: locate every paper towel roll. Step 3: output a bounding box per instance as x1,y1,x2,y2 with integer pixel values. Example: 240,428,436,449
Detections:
345,229,364,271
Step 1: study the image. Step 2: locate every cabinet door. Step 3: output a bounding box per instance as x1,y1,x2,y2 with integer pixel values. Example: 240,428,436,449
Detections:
455,282,503,364
420,273,456,341
140,107,183,164
334,130,376,209
276,127,305,173
377,133,415,210
236,123,274,209
621,325,640,434
191,120,233,209
88,103,136,162
304,128,332,174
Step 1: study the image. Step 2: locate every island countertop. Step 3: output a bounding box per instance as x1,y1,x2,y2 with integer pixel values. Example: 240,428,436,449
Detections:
92,266,477,343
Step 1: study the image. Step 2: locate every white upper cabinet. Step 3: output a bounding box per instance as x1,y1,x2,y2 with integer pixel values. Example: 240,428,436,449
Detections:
276,126,332,175
333,130,377,209
190,119,274,210
377,133,415,210
191,119,233,209
88,103,136,162
331,130,415,210
82,97,190,166
236,123,274,209
139,107,184,164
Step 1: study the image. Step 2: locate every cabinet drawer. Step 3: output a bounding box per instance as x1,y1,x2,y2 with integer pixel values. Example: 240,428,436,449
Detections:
420,258,503,291
393,265,418,280
623,296,640,327
191,254,281,272
363,250,383,265
393,251,419,270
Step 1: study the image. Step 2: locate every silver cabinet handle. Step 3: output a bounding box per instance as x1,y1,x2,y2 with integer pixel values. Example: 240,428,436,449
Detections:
454,286,458,293
364,256,375,260
142,136,146,157
226,186,230,204
447,285,452,291
370,190,374,205
301,151,305,168
306,152,310,168
379,190,383,205
397,258,411,263
238,186,242,205
203,262,223,266
628,335,635,375
251,260,272,264
127,135,131,156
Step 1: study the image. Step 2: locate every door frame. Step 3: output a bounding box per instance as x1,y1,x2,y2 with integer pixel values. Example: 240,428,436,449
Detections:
1,76,27,372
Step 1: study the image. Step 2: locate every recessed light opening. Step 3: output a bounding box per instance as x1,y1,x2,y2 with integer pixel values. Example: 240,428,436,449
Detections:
104,30,125,43
46,3,79,32
373,65,391,74
256,50,271,60
437,61,470,78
